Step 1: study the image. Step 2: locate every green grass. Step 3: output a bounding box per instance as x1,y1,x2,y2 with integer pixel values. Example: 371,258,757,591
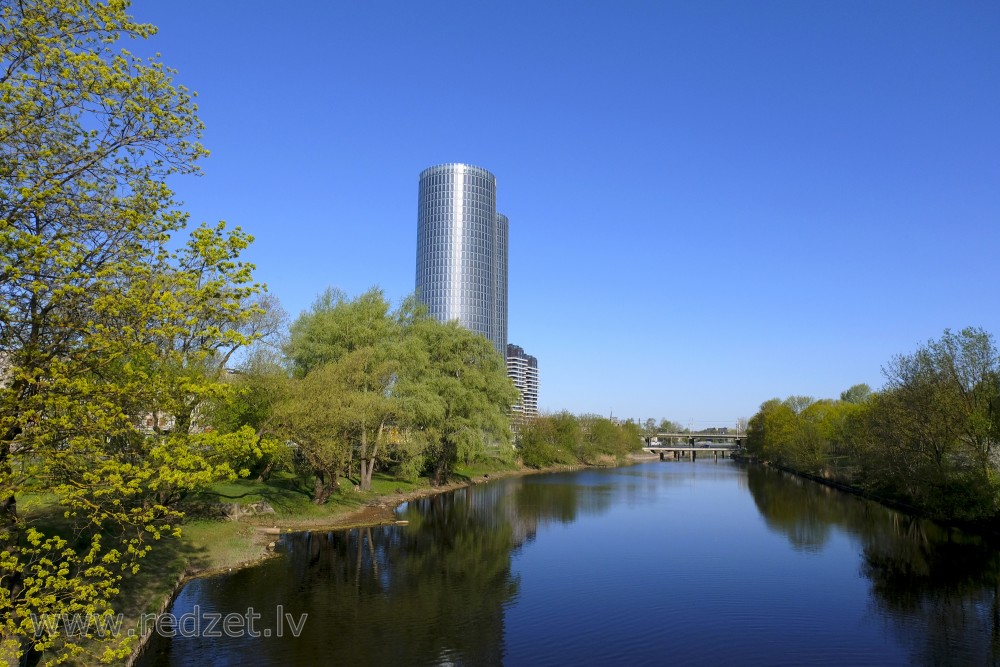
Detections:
10,456,560,665
366,474,427,495
15,490,60,513
453,460,518,481
178,520,264,571
195,471,314,514
189,470,441,525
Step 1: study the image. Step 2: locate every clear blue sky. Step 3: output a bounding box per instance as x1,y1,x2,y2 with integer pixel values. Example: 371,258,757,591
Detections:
132,1,1000,427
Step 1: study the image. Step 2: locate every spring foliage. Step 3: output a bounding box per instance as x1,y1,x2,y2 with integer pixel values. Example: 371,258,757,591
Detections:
275,289,518,498
518,412,644,468
1,1,263,662
745,328,1000,522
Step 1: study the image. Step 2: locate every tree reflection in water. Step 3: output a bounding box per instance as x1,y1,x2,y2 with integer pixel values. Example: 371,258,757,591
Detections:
141,477,617,667
747,465,1000,665
142,467,1000,666
275,488,520,666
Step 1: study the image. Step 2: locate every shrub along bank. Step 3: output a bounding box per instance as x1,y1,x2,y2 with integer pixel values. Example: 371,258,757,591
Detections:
744,327,1000,526
517,412,644,468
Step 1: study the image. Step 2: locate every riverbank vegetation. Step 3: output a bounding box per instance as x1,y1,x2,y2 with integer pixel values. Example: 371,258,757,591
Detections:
0,2,521,663
517,412,644,468
278,288,518,492
0,2,278,662
0,5,642,664
745,327,1000,525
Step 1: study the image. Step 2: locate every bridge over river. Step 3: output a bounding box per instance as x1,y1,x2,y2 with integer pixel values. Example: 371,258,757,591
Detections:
643,446,737,461
643,433,744,461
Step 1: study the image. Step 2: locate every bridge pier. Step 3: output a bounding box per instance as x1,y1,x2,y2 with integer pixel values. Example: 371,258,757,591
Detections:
645,445,736,462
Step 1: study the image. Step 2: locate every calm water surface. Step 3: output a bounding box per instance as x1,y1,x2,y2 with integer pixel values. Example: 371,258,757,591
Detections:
139,460,1000,666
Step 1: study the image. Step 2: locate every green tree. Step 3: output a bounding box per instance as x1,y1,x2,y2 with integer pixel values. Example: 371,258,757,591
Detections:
840,383,872,404
283,288,413,493
206,349,292,482
855,328,1000,519
518,412,580,468
0,2,262,662
748,393,868,473
783,395,816,415
792,399,839,471
745,398,798,463
285,287,394,377
657,419,685,433
281,291,516,492
272,364,352,504
323,343,406,492
407,317,517,484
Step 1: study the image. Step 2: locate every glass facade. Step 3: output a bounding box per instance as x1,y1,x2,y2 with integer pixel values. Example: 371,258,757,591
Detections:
415,163,508,353
495,213,508,354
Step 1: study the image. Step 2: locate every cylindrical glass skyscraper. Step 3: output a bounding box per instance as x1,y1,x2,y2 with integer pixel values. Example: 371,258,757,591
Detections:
494,213,508,355
415,163,507,353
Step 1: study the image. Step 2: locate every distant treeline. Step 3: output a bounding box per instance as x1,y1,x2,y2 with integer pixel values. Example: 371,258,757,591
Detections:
517,413,644,468
745,327,1000,524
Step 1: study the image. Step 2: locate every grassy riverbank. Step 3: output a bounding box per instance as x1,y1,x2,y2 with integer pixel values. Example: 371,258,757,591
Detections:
119,460,600,645
184,461,613,560
18,457,634,664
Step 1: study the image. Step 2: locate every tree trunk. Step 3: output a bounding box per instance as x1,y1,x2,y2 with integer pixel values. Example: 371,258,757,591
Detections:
359,429,370,491
256,458,275,483
360,458,374,492
312,470,336,504
433,457,448,486
358,423,384,492
1,396,28,664
2,378,25,536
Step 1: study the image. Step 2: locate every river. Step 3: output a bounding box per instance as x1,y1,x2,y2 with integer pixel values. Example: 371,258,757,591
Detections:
137,460,1000,666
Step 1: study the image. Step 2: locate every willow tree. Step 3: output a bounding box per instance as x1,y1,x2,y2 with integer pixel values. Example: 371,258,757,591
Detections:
284,289,431,494
0,1,262,663
281,291,517,494
282,288,403,496
406,317,518,485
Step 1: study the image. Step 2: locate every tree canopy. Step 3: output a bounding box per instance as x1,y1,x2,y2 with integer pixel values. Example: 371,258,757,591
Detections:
745,328,1000,523
518,412,643,469
264,289,518,500
1,1,263,662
